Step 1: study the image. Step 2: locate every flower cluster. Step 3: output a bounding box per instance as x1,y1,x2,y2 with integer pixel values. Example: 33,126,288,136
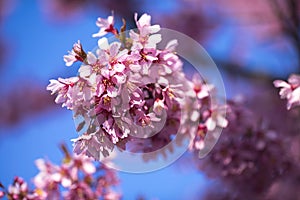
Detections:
198,100,288,195
0,145,120,200
0,177,38,200
47,13,227,160
274,74,300,110
188,74,228,154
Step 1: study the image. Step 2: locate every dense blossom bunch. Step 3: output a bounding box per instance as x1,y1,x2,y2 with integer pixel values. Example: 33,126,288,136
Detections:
0,145,120,200
198,100,288,196
274,74,300,110
0,177,37,200
47,13,227,160
188,74,227,153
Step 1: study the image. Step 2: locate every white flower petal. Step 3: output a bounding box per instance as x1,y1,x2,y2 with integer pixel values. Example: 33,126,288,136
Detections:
79,65,92,78
114,63,125,72
206,117,216,131
82,161,96,174
273,80,289,88
109,42,121,57
61,177,72,188
217,115,228,128
98,37,110,50
87,52,97,64
129,64,141,72
166,39,178,51
138,13,151,27
149,25,161,34
148,34,162,46
288,74,300,85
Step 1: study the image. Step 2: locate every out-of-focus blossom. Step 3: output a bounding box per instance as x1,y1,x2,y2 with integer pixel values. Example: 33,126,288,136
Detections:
204,106,228,131
274,74,300,110
33,159,60,199
0,177,39,200
39,0,141,23
198,100,289,198
188,75,227,154
159,2,217,42
192,74,214,99
39,0,87,20
201,84,300,199
0,145,121,200
0,84,56,127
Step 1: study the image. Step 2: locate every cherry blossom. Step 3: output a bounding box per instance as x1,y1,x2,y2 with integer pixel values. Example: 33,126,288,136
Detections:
204,105,228,132
6,177,38,200
47,77,79,109
93,15,117,37
0,145,121,200
63,40,86,67
130,13,161,49
197,100,288,198
47,12,228,161
274,74,300,110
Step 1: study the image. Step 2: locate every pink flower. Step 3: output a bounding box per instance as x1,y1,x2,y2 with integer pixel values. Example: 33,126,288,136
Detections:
134,13,160,37
63,52,77,67
8,177,28,196
78,52,99,79
130,13,161,49
73,154,96,175
2,177,40,200
96,72,120,98
33,159,60,199
192,74,214,99
49,154,96,189
158,41,183,73
189,124,207,151
72,131,114,159
33,159,59,189
93,15,117,37
63,182,95,200
46,77,79,109
63,40,86,67
198,100,288,197
98,38,128,68
205,105,228,131
0,145,121,200
274,74,300,110
153,99,165,115
104,190,122,200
